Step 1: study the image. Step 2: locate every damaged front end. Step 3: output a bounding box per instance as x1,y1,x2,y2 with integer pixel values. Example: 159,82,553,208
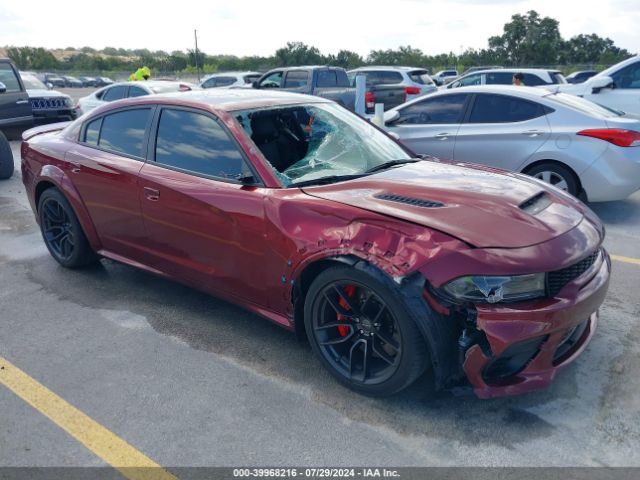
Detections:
420,231,610,399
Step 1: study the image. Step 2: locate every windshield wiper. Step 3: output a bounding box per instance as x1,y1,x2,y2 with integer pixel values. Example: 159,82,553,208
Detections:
365,158,421,174
289,174,365,188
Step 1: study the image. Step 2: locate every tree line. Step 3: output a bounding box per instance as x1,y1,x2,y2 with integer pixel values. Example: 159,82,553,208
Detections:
5,11,633,75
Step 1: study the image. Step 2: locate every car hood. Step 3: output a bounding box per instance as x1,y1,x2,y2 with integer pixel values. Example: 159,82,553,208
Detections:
26,88,69,99
301,161,584,248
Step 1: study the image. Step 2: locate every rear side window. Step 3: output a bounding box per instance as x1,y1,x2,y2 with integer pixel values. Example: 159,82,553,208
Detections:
102,86,127,102
284,70,309,88
522,74,545,86
154,108,244,180
317,70,337,87
0,63,21,92
215,76,236,87
396,94,469,125
94,108,151,157
408,70,431,85
469,94,545,123
128,86,147,98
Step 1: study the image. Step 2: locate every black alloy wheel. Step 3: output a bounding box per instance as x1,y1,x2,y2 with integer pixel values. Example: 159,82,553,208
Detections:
38,188,98,268
305,266,429,396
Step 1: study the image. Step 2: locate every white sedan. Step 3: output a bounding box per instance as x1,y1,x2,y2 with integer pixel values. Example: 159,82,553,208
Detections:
384,85,640,202
77,81,198,114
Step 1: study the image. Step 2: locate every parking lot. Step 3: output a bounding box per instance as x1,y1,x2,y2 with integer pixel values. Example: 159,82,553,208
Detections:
1,88,640,471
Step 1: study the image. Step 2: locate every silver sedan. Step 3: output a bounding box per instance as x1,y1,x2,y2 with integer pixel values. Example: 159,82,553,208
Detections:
384,85,640,202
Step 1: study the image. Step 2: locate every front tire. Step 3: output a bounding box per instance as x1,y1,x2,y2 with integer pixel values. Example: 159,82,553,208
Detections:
38,188,98,268
304,266,429,396
0,131,13,180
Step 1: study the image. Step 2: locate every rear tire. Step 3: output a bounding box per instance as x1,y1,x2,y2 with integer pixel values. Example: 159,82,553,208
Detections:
304,266,429,396
525,162,579,197
38,188,98,268
0,131,14,180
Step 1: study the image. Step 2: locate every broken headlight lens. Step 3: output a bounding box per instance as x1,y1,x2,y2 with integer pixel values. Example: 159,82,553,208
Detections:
442,274,546,304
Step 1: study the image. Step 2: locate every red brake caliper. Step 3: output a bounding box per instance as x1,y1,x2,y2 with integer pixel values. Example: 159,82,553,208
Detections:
337,285,356,337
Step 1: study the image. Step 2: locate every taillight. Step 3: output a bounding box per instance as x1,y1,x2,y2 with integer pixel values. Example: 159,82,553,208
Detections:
577,129,640,147
405,86,421,95
365,91,376,109
179,84,192,92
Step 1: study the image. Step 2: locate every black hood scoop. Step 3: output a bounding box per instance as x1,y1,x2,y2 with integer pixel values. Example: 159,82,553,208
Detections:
375,193,444,208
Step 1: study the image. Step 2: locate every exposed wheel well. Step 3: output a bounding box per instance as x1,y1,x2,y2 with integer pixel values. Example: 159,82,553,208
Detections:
35,181,57,209
292,256,358,340
522,159,583,195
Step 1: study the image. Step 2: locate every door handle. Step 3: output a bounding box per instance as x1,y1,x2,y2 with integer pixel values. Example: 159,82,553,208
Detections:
16,99,29,105
521,130,545,137
69,161,81,174
144,187,160,201
435,133,451,140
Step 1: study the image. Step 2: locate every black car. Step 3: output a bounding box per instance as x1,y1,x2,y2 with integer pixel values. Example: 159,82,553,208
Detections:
95,76,114,87
0,58,28,178
79,76,97,87
42,73,66,88
566,70,598,84
62,75,83,88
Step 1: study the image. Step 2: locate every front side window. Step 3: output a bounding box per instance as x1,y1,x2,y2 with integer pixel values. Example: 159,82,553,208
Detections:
396,94,469,125
235,103,410,187
97,108,151,157
459,74,481,87
284,70,309,88
102,86,127,102
0,63,21,92
485,72,513,85
469,94,544,123
155,108,244,180
611,62,640,89
259,71,282,89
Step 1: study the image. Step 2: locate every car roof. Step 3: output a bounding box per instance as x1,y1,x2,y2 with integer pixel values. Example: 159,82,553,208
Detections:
388,85,552,111
202,71,260,79
115,88,331,113
350,66,427,72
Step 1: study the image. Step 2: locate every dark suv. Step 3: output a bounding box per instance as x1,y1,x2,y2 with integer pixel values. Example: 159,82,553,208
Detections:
0,58,32,179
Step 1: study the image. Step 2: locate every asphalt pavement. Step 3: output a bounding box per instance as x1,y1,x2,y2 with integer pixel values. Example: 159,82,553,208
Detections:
1,138,639,471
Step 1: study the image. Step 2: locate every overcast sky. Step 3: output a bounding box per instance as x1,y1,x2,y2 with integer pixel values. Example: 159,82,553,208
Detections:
1,0,638,58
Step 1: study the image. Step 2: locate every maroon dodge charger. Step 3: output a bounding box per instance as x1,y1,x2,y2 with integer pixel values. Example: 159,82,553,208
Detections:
21,89,610,398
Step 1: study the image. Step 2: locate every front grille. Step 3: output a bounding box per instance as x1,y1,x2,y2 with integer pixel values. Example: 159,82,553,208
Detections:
30,98,68,110
547,250,600,297
375,194,444,208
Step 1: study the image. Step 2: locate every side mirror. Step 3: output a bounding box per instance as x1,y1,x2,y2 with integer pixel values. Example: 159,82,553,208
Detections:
46,82,54,90
590,75,613,94
238,172,257,185
252,81,259,89
0,82,6,94
383,110,400,125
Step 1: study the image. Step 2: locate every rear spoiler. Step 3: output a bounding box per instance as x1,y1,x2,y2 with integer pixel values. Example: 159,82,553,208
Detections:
22,121,72,141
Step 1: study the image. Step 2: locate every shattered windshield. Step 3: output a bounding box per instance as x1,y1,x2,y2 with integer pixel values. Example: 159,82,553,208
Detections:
235,103,411,187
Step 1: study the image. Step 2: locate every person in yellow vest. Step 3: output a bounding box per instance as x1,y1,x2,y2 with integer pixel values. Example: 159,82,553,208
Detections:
129,66,151,81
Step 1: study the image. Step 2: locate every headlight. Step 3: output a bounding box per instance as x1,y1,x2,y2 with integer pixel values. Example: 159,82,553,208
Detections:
64,97,73,107
442,273,546,304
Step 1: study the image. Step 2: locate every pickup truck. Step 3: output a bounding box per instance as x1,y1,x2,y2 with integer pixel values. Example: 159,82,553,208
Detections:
0,58,31,179
253,67,356,111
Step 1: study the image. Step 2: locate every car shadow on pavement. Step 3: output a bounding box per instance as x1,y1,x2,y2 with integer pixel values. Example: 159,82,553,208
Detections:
20,255,571,449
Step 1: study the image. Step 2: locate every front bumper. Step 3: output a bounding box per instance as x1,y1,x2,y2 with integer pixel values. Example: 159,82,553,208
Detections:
462,249,610,399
